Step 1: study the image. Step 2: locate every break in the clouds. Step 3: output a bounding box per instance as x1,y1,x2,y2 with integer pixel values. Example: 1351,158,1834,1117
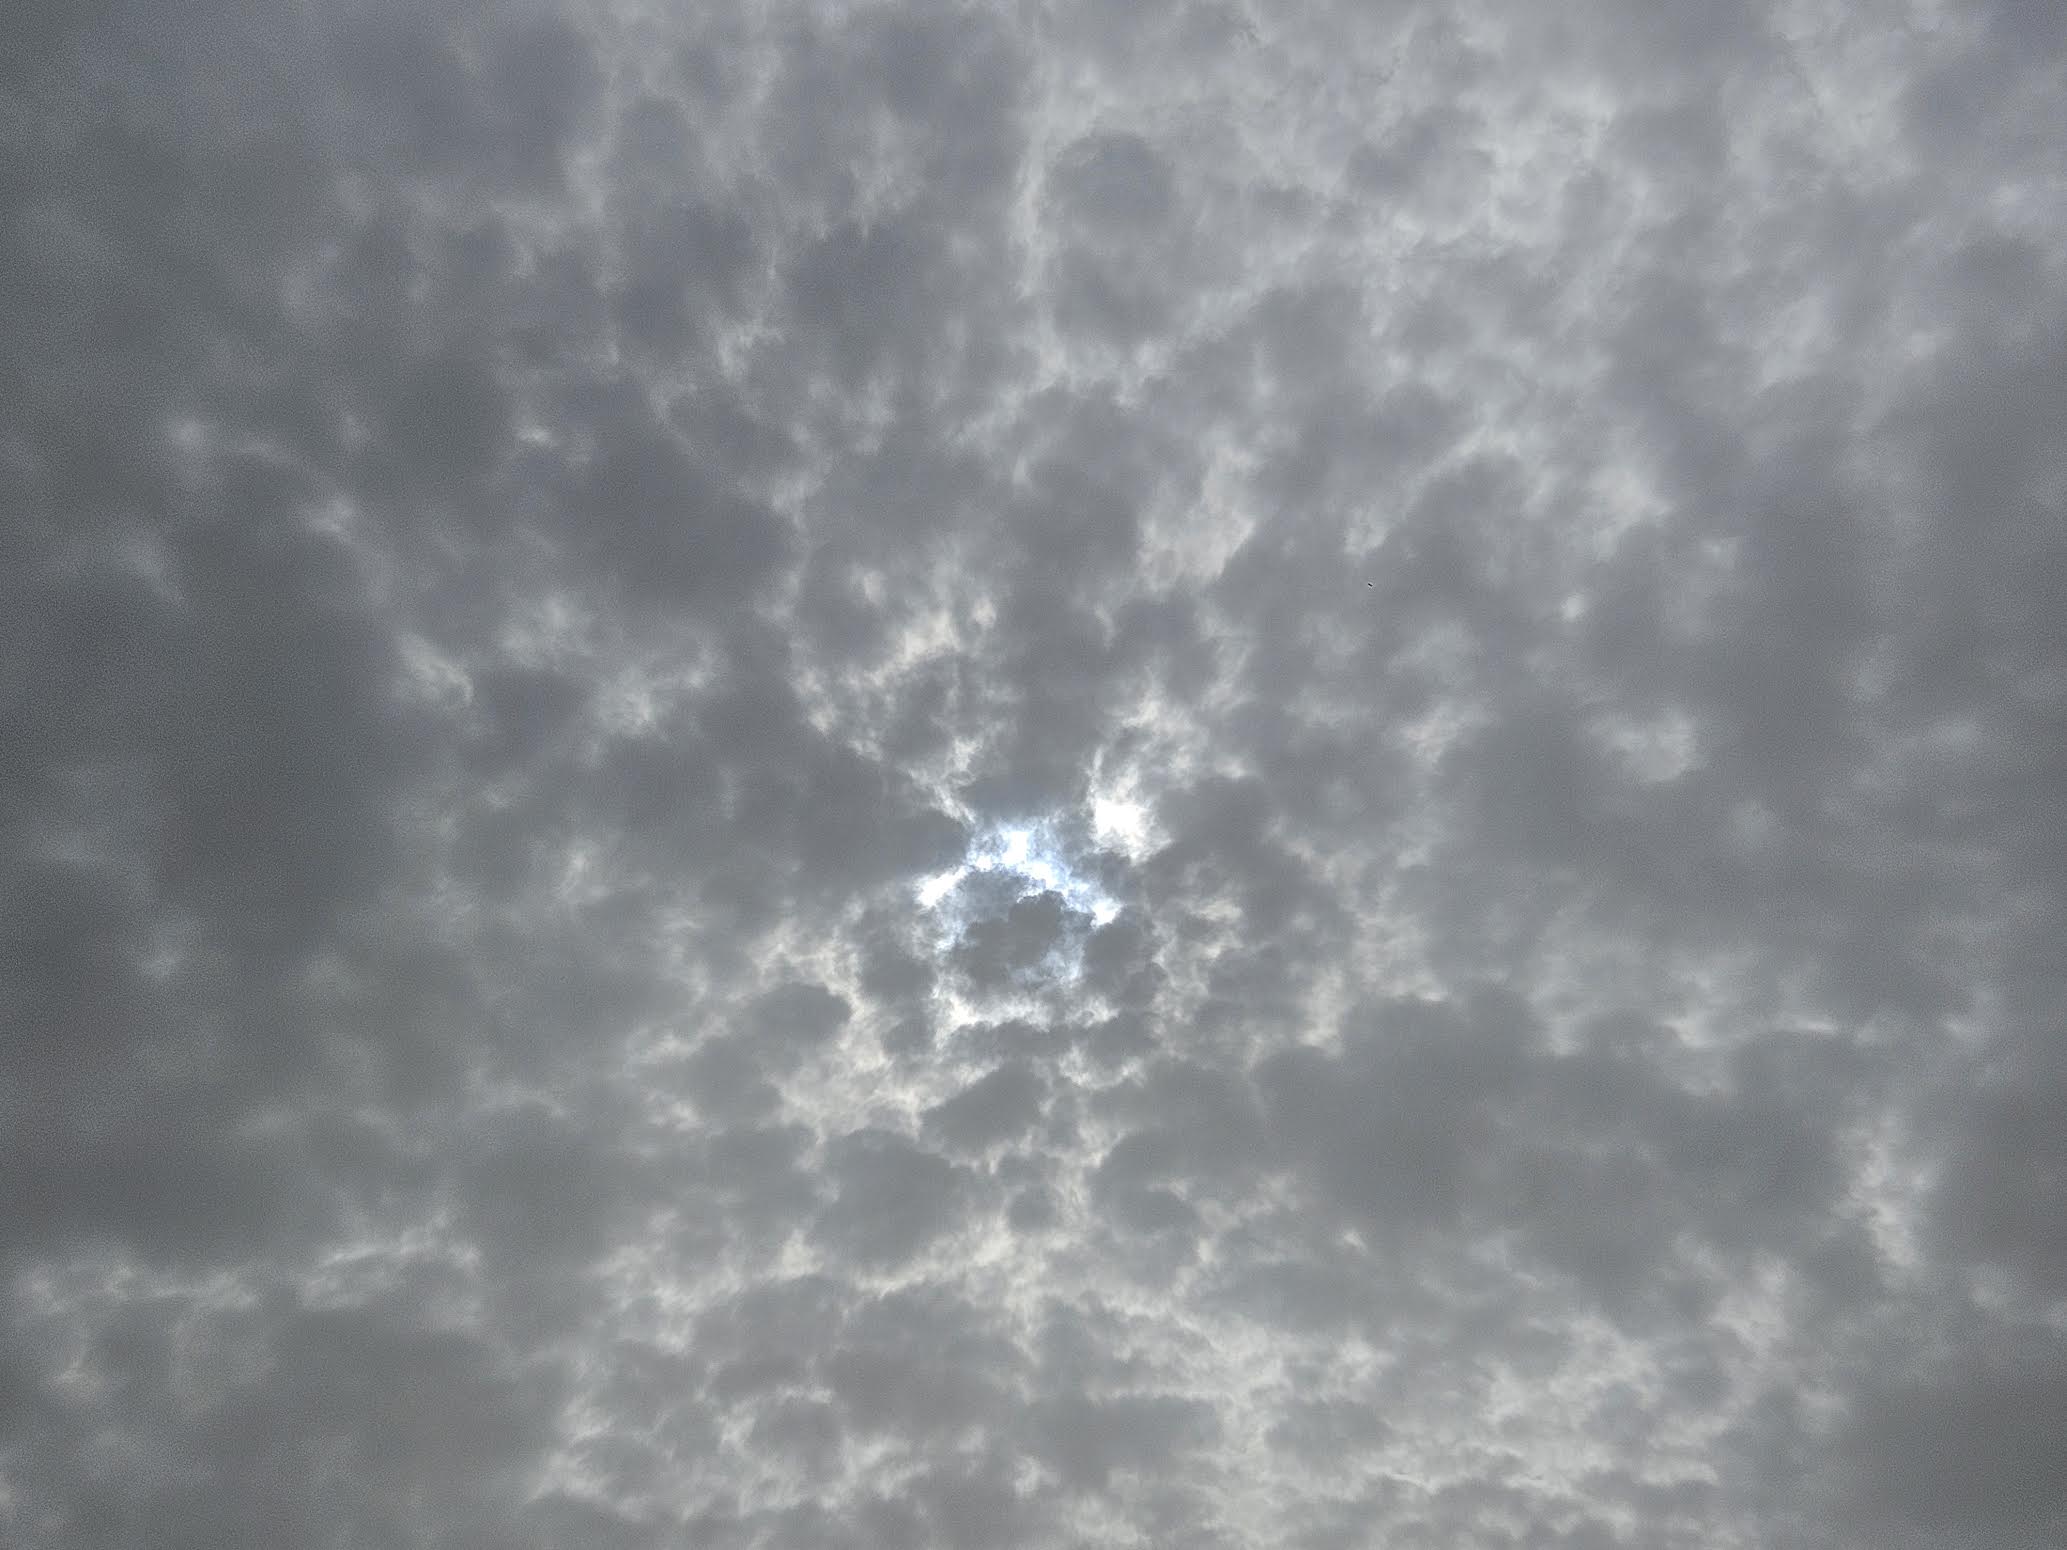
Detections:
4,0,2064,1546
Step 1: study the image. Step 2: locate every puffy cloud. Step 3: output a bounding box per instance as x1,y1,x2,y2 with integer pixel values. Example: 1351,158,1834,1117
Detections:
5,0,2063,1545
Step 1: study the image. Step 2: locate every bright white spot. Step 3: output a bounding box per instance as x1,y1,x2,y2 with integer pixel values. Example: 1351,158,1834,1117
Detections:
914,816,1120,928
995,827,1032,870
1091,795,1151,857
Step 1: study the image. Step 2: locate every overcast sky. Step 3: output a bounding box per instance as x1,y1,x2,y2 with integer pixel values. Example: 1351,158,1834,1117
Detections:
5,1,2065,1546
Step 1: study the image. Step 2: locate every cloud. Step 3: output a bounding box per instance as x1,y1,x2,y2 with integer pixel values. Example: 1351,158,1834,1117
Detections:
814,1129,975,1270
922,1061,1047,1154
1838,1325,2067,1545
4,0,2063,1546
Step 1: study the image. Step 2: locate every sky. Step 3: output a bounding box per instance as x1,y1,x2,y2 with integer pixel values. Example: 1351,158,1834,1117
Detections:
3,1,2064,1546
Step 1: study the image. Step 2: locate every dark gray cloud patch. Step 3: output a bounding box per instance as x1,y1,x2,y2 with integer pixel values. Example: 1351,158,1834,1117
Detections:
565,414,794,607
330,7,601,192
1841,1332,2067,1546
5,0,2064,1546
1031,1389,1220,1493
1047,130,1178,233
744,979,852,1052
922,1061,1047,1154
814,1129,973,1270
949,887,1093,994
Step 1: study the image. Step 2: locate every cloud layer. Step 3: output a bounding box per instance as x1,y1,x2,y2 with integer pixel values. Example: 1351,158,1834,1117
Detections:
5,1,2063,1546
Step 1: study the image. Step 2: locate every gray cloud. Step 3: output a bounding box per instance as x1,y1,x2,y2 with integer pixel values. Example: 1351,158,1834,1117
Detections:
922,1062,1047,1154
4,0,2063,1545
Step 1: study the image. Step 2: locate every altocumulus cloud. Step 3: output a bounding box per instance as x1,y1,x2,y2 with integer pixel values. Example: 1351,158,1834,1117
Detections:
4,0,2065,1546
